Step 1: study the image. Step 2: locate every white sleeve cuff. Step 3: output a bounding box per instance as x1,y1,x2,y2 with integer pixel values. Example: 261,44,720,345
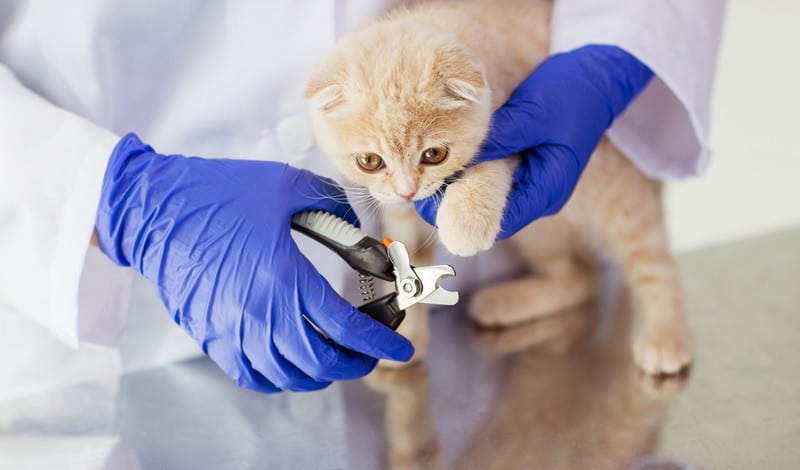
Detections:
550,0,726,178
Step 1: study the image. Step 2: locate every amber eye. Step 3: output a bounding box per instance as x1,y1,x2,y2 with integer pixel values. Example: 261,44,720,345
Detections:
420,146,449,165
355,153,384,172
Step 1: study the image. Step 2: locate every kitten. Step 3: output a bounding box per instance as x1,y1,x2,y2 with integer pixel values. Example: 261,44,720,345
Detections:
305,0,692,375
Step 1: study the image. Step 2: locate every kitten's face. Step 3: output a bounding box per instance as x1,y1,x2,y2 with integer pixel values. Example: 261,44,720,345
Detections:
305,24,492,205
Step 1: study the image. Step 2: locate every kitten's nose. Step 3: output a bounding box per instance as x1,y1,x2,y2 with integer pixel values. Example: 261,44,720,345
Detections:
398,191,417,201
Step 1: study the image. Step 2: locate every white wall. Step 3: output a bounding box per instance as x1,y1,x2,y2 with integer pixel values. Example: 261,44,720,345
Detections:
665,0,800,253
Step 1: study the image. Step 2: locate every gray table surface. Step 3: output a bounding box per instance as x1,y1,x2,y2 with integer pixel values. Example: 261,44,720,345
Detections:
1,228,798,469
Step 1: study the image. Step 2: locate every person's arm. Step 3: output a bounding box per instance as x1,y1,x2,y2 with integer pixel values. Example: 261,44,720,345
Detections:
551,0,727,178
1,61,412,392
0,63,122,347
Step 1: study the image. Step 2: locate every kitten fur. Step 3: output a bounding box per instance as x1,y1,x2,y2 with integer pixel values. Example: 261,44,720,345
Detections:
305,0,692,375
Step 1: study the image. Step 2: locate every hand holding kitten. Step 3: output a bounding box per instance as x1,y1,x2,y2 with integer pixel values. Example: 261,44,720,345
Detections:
416,45,654,241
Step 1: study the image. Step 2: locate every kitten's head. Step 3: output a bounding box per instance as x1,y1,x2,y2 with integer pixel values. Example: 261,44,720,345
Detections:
305,19,491,205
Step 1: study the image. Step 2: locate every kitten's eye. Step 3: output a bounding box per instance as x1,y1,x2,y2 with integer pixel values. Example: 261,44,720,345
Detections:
420,146,449,165
355,153,384,172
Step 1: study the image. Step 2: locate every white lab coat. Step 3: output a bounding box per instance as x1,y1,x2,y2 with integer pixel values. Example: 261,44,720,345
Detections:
0,1,725,401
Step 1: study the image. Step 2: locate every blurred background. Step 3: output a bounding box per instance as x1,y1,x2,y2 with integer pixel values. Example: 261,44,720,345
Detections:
666,0,800,252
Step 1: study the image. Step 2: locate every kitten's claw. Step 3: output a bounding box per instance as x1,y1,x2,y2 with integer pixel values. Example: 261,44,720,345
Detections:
633,322,694,375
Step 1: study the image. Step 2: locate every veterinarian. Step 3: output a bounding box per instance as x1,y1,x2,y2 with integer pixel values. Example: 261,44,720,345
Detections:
0,1,725,399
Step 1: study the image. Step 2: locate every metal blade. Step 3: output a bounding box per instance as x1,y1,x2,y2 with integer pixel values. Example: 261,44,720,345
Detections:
417,286,459,306
396,264,459,309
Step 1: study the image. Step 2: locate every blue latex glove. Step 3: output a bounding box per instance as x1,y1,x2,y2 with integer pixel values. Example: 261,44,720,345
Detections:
416,45,653,239
95,134,413,393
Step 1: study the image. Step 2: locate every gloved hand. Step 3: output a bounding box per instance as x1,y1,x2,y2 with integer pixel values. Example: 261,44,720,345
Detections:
95,133,413,393
416,45,653,238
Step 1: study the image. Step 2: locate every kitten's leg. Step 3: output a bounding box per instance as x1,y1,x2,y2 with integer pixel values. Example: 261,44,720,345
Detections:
593,151,692,375
611,212,692,375
469,256,595,327
435,158,517,256
469,217,596,327
377,204,437,368
471,301,592,357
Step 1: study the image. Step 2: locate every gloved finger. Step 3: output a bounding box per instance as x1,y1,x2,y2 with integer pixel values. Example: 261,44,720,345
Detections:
294,252,414,362
473,98,549,164
241,312,332,392
497,145,582,239
230,361,283,394
412,171,461,226
413,195,439,227
294,168,361,227
304,297,414,362
273,313,379,381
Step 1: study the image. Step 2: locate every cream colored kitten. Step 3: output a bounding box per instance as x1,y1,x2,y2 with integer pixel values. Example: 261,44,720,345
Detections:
305,0,692,375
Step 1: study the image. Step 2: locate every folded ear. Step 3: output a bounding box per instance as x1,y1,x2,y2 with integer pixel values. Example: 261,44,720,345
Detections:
437,48,488,109
305,82,345,112
444,78,481,104
305,59,346,113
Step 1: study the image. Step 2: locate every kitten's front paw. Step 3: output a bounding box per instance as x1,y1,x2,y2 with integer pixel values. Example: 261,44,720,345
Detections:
633,322,694,375
436,182,502,256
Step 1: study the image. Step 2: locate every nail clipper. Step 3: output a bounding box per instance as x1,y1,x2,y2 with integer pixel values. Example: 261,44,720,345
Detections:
291,210,459,330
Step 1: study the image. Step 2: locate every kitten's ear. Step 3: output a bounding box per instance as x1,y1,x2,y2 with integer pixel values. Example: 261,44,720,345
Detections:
305,81,345,112
305,59,346,113
444,78,482,105
439,53,488,109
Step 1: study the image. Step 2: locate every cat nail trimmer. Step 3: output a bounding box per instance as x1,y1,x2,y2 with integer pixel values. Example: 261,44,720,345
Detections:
291,210,459,330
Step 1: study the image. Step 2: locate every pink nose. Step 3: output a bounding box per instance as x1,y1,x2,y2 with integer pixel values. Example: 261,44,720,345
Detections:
398,191,417,201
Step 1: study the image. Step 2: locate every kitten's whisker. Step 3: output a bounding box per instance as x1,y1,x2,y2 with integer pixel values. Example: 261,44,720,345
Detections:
417,224,439,254
316,178,372,194
360,199,383,227
301,186,352,203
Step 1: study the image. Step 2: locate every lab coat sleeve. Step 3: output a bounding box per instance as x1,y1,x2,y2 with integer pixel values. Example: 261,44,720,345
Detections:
550,0,726,178
0,62,131,349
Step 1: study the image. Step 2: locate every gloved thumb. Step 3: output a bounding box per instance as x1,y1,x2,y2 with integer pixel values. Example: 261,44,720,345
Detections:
413,196,439,227
475,99,550,164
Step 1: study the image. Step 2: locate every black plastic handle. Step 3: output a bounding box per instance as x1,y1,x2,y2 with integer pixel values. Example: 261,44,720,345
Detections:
358,293,406,330
291,212,395,281
291,211,404,330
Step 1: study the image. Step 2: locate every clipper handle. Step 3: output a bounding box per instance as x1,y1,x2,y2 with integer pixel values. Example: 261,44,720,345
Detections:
358,293,406,330
291,211,394,281
291,211,403,329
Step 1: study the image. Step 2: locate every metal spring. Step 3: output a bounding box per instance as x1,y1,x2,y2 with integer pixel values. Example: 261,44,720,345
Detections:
359,274,376,302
